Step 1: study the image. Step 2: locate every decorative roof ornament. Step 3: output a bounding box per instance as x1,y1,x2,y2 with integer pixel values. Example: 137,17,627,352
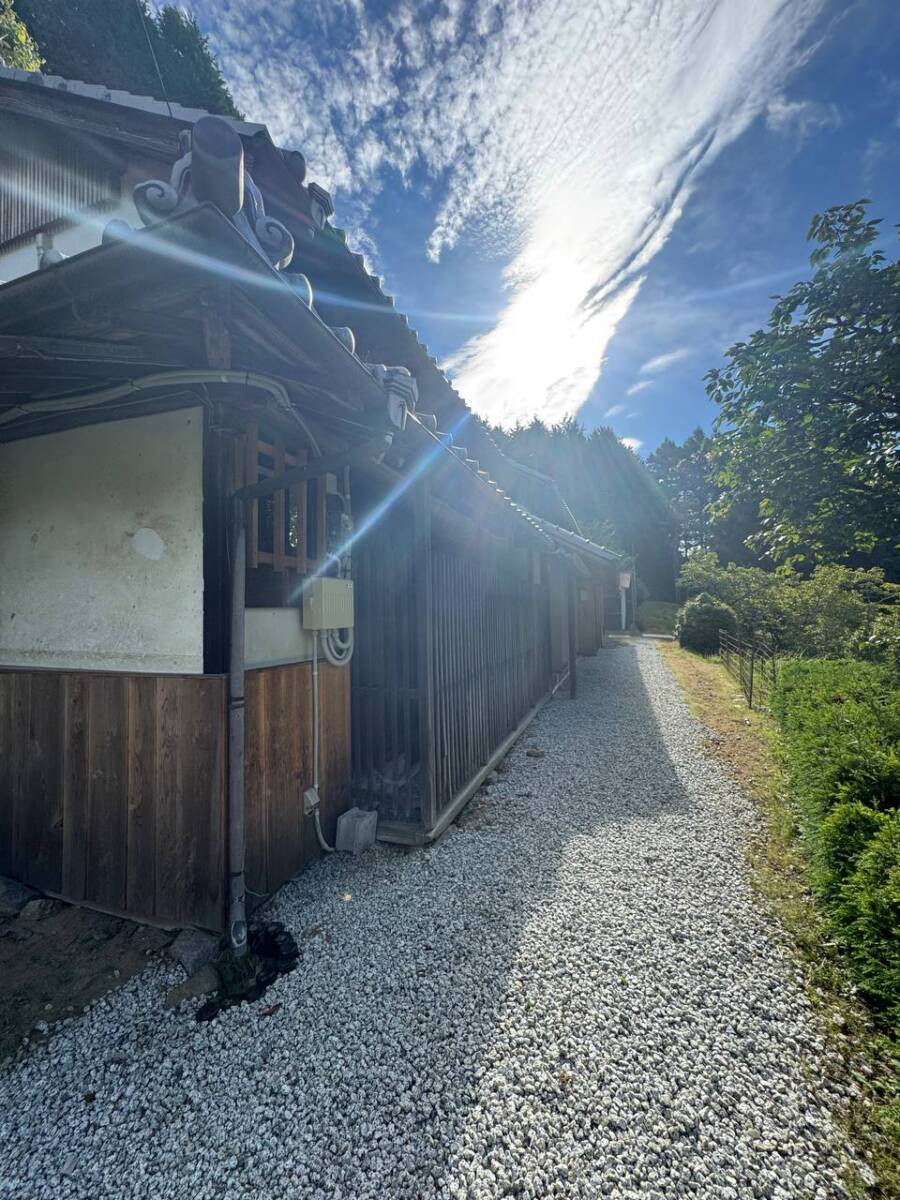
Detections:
124,116,294,270
307,182,334,231
368,364,418,430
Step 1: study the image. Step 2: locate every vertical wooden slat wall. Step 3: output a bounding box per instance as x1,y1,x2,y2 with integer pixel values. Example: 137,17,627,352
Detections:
351,497,422,826
0,670,226,931
429,544,552,820
351,496,553,838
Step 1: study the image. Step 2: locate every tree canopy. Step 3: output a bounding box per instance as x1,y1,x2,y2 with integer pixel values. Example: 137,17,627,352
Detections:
490,418,679,599
707,200,900,577
0,0,41,69
12,0,240,117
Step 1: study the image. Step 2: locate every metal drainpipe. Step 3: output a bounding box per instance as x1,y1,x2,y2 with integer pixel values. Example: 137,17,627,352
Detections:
227,494,248,956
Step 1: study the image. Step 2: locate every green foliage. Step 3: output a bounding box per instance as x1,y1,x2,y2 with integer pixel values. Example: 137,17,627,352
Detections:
708,200,900,576
676,591,736,654
636,600,679,636
838,813,900,1018
678,552,900,659
13,0,240,117
0,0,41,69
819,803,886,900
491,418,679,600
647,428,761,565
852,605,900,673
772,660,900,1019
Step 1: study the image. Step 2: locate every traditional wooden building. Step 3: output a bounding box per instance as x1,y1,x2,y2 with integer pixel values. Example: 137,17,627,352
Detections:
0,67,619,946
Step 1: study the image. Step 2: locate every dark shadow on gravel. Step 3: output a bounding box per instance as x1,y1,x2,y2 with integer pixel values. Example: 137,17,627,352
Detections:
4,643,842,1200
256,641,704,1196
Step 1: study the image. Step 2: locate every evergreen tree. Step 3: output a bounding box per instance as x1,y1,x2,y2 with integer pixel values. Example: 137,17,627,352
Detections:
13,0,240,118
491,418,679,600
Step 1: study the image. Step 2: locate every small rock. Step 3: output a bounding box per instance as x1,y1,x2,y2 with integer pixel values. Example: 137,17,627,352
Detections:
525,748,545,759
168,928,220,975
19,897,63,921
0,876,38,919
165,963,221,1008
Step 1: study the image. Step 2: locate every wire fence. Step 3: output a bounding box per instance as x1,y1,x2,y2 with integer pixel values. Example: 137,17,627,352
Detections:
719,630,778,710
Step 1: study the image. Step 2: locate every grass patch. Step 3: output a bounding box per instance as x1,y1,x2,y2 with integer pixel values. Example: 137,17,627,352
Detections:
659,641,900,1199
636,599,679,636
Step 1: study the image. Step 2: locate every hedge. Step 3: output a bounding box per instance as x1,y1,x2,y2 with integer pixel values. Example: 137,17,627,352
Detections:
772,660,900,1021
676,592,737,654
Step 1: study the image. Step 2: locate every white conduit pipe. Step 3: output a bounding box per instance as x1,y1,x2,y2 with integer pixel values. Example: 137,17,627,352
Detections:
0,369,323,456
310,633,334,854
319,626,354,667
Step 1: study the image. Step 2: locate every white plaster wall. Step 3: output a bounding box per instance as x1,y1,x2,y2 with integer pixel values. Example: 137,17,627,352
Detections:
0,194,142,283
0,408,204,673
245,608,314,669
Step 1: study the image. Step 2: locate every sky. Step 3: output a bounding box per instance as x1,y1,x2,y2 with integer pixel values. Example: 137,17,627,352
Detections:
193,0,900,455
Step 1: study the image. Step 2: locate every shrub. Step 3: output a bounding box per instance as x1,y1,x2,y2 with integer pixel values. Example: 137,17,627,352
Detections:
818,803,886,900
839,813,900,1018
676,592,737,654
677,553,896,655
637,600,679,636
853,606,900,673
772,659,900,1020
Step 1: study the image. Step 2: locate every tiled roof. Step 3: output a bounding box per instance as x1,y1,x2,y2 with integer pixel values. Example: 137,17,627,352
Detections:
0,64,266,136
0,65,577,541
535,518,621,564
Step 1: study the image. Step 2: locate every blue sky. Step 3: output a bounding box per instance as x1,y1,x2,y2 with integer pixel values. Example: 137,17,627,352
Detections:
195,0,900,455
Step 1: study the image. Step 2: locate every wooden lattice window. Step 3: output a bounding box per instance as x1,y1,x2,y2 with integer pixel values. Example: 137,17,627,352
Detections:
233,424,327,573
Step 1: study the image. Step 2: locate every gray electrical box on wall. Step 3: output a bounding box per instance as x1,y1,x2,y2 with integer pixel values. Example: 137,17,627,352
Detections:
302,578,355,630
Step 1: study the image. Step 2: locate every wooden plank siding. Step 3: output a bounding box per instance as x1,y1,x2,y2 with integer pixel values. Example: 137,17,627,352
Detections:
0,669,226,930
244,661,351,900
577,583,600,656
0,661,353,927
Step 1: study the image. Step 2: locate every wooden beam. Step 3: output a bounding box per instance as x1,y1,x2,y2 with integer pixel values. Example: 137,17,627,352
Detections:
0,333,146,362
200,289,232,371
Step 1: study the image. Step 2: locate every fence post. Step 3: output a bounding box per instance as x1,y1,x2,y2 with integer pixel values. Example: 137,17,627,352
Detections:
748,643,756,709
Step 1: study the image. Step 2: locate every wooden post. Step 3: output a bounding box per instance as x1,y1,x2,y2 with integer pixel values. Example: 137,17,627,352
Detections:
567,568,577,700
413,483,437,834
226,496,248,955
748,642,756,710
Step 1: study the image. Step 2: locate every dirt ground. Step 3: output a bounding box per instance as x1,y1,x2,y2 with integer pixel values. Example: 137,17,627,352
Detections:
656,639,776,801
0,900,171,1062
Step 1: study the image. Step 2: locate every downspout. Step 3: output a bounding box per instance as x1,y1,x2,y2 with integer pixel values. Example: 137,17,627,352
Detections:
227,494,248,955
226,434,390,950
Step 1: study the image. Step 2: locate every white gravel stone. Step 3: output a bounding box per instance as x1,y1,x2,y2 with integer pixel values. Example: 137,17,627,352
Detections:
0,644,854,1198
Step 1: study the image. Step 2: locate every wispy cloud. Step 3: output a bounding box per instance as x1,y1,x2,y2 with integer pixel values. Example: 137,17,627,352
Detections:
765,95,843,141
621,437,643,452
626,380,654,396
198,0,826,427
639,347,692,375
604,404,626,418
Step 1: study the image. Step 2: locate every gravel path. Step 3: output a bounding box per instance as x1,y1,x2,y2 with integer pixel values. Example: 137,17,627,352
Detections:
1,642,851,1200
